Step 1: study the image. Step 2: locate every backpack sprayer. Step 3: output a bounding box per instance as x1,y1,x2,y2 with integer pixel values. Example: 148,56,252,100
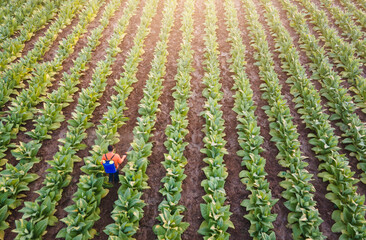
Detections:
102,159,117,173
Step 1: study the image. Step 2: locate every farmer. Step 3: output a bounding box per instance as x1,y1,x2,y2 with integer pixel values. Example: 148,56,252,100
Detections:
101,145,126,183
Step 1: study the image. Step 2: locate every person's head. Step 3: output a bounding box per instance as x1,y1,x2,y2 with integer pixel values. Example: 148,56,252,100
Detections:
108,145,113,152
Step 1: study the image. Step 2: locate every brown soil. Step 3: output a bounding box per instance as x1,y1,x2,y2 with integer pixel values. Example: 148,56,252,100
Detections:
215,0,250,238
234,0,292,238
180,0,207,239
2,0,366,239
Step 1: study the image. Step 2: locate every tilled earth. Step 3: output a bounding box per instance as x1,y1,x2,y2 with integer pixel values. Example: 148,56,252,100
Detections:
3,0,366,239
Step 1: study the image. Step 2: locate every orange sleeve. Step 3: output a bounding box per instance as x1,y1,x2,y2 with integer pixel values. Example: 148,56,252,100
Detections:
114,154,122,168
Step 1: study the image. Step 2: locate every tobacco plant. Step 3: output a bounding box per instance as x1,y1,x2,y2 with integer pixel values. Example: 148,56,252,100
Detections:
153,0,194,238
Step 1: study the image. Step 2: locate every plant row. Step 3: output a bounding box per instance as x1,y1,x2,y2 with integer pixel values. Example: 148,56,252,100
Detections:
356,0,366,10
10,0,139,238
197,0,233,239
242,0,324,238
318,0,366,61
104,0,180,238
0,0,45,45
0,0,96,171
0,0,99,171
0,0,82,109
0,0,62,71
10,0,133,239
294,0,366,113
0,0,107,238
0,0,27,27
265,0,366,238
55,0,160,238
223,0,278,238
282,0,366,184
27,0,119,143
152,0,195,238
337,0,366,29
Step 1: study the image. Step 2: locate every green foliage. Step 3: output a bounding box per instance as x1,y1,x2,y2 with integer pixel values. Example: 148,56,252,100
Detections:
281,0,366,185
268,0,366,238
243,0,326,238
0,0,61,71
318,0,366,60
0,0,95,178
0,0,85,108
196,1,234,239
292,0,366,113
8,0,136,238
53,0,158,238
104,0,177,238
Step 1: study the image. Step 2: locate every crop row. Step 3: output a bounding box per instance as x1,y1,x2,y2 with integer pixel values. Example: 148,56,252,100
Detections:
0,0,97,170
0,0,26,26
197,0,233,239
282,0,366,184
264,0,366,238
0,0,28,27
0,0,82,109
56,0,158,237
0,0,107,238
0,0,62,71
243,0,325,238
294,0,366,113
1,0,366,238
318,0,366,61
152,0,194,238
0,0,45,46
337,0,366,30
356,0,366,10
10,0,135,239
0,0,102,170
8,0,142,238
223,0,278,238
104,0,179,238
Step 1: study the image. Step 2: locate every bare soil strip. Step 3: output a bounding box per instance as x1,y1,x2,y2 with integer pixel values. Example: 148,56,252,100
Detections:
40,0,155,237
276,0,366,193
180,0,207,239
215,0,250,238
252,0,339,237
3,0,366,238
134,0,185,239
233,0,293,238
90,0,168,238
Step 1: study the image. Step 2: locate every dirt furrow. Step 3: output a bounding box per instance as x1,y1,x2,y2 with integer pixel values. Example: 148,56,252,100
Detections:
255,0,352,237
134,0,184,239
215,0,250,239
1,3,84,116
255,0,338,237
239,1,318,239
8,11,57,64
272,0,366,194
38,0,158,238
2,0,126,238
309,0,353,43
180,0,207,239
2,0,366,238
234,0,291,238
90,0,168,238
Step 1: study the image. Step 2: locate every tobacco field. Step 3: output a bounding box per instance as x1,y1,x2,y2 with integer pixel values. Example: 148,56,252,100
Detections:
0,0,366,239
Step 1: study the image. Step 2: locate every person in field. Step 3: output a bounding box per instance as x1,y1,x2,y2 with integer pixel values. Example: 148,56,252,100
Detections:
101,145,127,183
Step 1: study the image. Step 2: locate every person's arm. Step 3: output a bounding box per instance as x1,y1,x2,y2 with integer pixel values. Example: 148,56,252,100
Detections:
121,154,127,163
113,154,123,169
115,154,126,169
